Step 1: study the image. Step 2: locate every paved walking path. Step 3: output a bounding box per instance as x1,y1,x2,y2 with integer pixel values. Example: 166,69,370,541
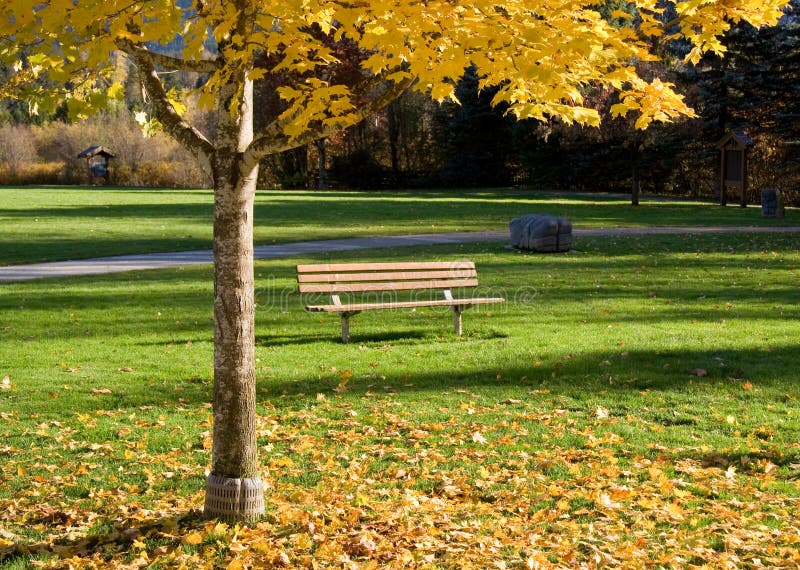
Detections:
1,226,799,282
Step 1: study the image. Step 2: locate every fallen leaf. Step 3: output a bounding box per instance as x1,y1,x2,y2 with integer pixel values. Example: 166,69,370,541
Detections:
344,533,377,557
690,368,708,377
597,493,620,509
1,375,11,390
742,382,753,390
183,531,203,545
472,431,488,444
91,388,112,395
117,367,134,372
334,369,351,392
667,501,684,519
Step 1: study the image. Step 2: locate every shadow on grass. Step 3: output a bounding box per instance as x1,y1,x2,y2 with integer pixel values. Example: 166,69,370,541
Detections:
693,448,800,471
259,343,800,400
256,330,429,347
0,509,202,567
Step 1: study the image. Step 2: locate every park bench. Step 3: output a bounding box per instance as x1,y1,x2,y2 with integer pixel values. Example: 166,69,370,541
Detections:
297,261,505,342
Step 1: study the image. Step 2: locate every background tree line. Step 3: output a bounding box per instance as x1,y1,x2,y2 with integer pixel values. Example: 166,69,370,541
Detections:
1,2,797,205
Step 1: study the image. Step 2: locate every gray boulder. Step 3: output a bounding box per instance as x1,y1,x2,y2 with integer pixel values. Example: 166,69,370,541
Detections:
510,214,572,252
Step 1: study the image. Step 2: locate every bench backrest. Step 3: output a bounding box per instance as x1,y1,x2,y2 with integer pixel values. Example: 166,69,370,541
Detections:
297,261,478,294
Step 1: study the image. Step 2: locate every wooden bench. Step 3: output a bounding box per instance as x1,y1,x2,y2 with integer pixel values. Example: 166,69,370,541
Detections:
297,261,505,343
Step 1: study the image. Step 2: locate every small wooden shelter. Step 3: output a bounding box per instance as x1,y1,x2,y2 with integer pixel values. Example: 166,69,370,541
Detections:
77,146,115,183
716,130,753,207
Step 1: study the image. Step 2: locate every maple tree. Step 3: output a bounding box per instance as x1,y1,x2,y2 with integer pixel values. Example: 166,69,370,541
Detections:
0,0,790,521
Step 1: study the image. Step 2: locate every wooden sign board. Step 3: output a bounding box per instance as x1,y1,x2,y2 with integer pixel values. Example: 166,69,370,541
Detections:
716,131,752,207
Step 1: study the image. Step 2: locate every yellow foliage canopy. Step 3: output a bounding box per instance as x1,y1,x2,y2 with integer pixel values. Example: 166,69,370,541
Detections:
0,0,791,150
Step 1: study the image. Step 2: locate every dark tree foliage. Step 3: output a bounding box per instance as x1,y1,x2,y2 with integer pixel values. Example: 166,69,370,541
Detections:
320,2,799,202
691,5,800,139
432,68,517,188
679,1,800,200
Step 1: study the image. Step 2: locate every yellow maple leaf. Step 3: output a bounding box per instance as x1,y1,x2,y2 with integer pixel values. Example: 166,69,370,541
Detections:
182,531,203,546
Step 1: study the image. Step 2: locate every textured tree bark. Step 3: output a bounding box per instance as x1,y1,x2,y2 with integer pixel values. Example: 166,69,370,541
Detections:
202,162,264,521
203,77,265,522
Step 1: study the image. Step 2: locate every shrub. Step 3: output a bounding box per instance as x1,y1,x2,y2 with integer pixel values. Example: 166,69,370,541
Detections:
0,123,38,174
0,111,211,187
0,162,70,185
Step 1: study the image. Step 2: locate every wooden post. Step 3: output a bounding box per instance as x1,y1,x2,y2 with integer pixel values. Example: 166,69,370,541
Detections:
443,289,463,336
341,313,350,343
452,307,463,336
740,147,749,208
339,311,360,343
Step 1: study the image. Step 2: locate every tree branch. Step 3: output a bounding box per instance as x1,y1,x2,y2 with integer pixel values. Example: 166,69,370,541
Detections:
116,38,222,74
244,70,415,165
133,54,216,172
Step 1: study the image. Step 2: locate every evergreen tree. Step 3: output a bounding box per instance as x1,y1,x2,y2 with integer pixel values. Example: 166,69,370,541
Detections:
434,68,516,188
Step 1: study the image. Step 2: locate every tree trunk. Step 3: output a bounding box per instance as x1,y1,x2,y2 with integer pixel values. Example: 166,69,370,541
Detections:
203,77,265,522
316,138,328,190
630,144,640,206
387,99,401,180
203,159,264,521
717,57,730,206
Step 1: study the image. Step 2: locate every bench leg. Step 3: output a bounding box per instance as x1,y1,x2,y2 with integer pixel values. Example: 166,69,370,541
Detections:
341,314,351,343
339,311,361,343
452,306,463,336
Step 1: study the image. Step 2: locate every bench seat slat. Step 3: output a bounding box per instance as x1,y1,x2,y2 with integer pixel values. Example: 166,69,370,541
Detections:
299,278,479,294
297,261,475,273
306,297,506,313
298,268,477,284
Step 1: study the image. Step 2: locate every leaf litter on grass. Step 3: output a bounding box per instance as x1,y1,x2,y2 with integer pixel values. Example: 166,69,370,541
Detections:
1,396,799,569
2,230,800,567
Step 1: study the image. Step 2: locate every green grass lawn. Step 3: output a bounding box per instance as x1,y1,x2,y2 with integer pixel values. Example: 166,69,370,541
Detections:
1,231,799,568
0,185,795,265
